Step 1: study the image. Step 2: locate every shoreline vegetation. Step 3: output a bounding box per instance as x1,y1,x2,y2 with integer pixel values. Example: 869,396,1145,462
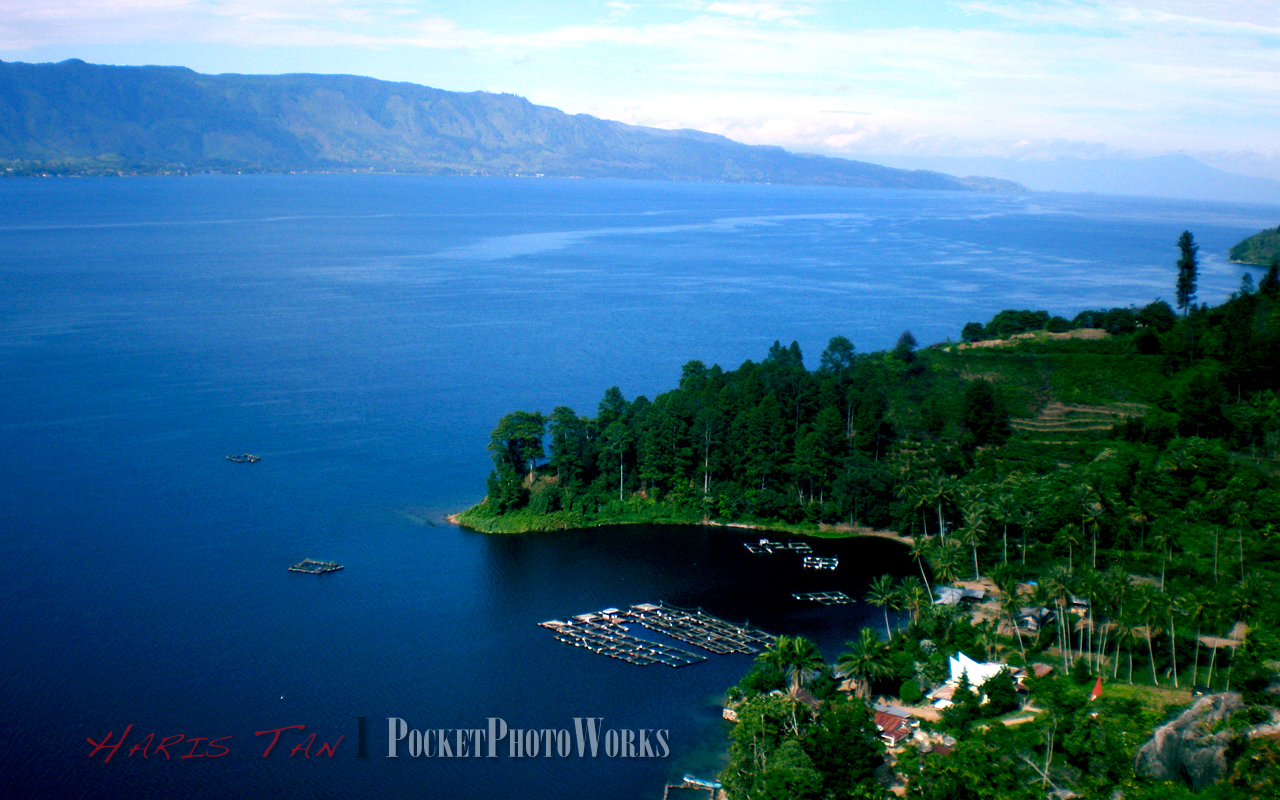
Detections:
456,231,1280,799
449,507,912,542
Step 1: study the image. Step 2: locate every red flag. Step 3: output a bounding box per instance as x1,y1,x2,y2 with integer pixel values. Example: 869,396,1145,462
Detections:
1088,676,1103,702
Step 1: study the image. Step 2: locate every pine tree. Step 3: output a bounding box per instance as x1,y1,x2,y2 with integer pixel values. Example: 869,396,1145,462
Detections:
1176,231,1199,315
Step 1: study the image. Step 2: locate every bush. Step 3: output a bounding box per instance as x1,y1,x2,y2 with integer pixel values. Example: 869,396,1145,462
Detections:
899,680,923,704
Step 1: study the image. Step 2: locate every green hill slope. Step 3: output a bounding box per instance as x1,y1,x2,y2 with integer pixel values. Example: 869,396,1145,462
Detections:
1230,225,1280,265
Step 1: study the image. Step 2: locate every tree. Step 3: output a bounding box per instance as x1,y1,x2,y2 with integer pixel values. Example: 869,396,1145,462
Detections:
1261,257,1280,296
867,574,898,638
958,501,988,580
818,335,857,374
1176,230,1199,315
960,379,1011,446
908,537,934,598
836,628,890,699
487,410,546,477
899,575,931,624
932,541,963,586
802,699,884,798
601,420,633,501
893,330,918,362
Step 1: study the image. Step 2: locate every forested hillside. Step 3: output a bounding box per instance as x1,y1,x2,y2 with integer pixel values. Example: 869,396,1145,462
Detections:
460,237,1280,799
1231,225,1280,266
0,59,1017,190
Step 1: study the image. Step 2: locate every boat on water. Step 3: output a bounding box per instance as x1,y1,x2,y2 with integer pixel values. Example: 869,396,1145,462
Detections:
225,454,261,463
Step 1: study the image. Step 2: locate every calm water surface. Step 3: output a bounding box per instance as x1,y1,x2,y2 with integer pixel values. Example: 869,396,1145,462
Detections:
1,175,1275,798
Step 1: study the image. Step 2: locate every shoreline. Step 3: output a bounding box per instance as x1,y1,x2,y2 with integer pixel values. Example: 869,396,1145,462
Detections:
446,508,912,544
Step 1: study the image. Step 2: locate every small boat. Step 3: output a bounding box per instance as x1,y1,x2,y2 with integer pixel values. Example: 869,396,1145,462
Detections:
226,454,261,463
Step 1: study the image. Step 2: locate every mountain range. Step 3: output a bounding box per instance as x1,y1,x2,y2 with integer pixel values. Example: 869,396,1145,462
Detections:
0,59,1018,191
860,153,1280,205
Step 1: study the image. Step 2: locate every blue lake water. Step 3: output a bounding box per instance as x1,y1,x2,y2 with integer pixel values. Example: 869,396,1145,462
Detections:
2,174,1276,798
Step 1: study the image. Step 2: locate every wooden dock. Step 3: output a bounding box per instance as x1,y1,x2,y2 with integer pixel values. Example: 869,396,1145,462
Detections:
288,559,343,574
540,602,774,666
793,591,852,605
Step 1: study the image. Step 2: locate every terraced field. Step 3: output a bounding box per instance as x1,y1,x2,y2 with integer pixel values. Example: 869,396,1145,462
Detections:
1012,401,1149,440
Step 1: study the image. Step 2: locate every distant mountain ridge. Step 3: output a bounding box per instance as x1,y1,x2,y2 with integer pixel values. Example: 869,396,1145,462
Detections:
0,59,1020,191
861,152,1280,204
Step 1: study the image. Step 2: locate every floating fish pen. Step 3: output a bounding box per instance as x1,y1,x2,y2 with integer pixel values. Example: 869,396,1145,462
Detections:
540,602,774,666
288,559,343,574
537,619,705,668
226,454,261,463
793,591,853,605
745,538,811,555
625,602,775,655
803,556,839,570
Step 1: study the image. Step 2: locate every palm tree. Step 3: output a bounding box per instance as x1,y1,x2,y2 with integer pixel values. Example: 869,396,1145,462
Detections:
999,583,1028,662
1083,498,1106,570
1055,525,1081,574
992,488,1020,565
1134,584,1165,687
896,481,929,538
1126,502,1151,553
1151,521,1176,591
867,574,898,640
958,503,988,581
932,540,963,586
836,628,890,699
1167,592,1184,689
1019,508,1037,564
1112,615,1138,684
898,575,930,625
1228,501,1249,581
782,636,826,692
1230,573,1268,624
1183,587,1214,688
921,472,956,543
1044,566,1074,671
908,537,934,599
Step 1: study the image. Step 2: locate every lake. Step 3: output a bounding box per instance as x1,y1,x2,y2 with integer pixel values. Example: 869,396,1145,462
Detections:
1,174,1275,798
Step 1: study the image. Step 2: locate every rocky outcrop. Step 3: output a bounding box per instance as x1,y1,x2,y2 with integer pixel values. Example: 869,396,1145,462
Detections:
1134,693,1242,791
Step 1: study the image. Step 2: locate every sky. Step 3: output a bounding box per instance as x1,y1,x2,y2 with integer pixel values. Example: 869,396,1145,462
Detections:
3,1,1280,175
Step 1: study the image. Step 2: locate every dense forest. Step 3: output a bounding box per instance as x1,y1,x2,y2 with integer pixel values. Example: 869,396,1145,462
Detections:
459,235,1280,799
1230,225,1280,266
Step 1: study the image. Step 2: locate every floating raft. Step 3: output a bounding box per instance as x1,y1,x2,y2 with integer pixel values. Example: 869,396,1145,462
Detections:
745,538,812,554
226,453,261,463
793,591,853,605
538,618,705,668
626,602,775,655
288,559,343,574
540,602,774,667
803,555,839,570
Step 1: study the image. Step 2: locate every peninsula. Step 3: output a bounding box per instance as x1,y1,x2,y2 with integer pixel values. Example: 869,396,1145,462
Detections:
457,233,1280,799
